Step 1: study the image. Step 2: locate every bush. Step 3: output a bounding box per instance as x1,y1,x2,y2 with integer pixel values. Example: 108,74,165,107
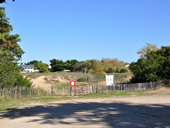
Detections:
106,68,114,73
120,68,129,73
77,76,91,82
77,77,85,82
0,61,32,88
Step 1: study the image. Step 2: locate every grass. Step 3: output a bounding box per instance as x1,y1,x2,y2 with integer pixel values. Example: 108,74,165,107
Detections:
0,90,156,113
0,96,74,112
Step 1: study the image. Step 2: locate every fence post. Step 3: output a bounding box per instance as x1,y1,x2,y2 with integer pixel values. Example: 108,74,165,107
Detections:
19,87,21,98
124,84,126,92
9,88,11,99
63,87,65,96
82,85,84,96
51,85,54,96
68,87,70,96
71,87,74,96
15,86,17,99
2,88,4,98
31,86,33,97
96,85,98,94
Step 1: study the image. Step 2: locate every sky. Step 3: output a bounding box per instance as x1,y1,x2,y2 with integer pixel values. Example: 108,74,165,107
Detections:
1,0,170,64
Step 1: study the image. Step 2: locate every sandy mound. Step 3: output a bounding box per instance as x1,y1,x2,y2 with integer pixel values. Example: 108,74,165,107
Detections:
30,76,52,89
30,75,77,89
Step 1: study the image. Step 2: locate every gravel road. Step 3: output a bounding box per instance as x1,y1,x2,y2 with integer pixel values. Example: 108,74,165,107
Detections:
0,95,170,128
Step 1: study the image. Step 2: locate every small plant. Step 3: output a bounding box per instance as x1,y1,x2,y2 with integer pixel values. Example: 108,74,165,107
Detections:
77,77,85,82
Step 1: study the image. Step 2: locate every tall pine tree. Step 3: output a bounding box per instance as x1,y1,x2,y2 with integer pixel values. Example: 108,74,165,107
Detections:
0,7,31,88
0,7,24,62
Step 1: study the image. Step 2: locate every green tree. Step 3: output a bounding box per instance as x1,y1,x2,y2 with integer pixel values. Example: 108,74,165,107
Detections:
131,46,170,82
106,68,114,73
0,61,32,88
0,7,31,88
0,0,15,3
27,60,49,73
50,59,65,72
0,7,24,62
65,59,78,72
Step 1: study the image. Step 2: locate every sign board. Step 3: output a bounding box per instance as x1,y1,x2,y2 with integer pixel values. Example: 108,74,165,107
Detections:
106,75,114,86
70,80,76,87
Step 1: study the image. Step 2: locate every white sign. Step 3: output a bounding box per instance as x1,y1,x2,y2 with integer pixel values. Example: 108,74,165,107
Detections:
106,75,114,86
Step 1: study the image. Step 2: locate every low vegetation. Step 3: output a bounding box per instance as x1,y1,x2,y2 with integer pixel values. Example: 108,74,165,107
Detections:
0,90,159,113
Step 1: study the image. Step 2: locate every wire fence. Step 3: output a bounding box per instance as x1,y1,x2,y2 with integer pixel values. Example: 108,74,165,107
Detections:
0,80,170,99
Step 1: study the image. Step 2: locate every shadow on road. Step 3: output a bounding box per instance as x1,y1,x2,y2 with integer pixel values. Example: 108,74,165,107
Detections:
1,101,170,128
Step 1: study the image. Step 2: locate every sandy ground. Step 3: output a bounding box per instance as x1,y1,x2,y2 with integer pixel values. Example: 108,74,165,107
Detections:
31,76,52,90
0,94,170,128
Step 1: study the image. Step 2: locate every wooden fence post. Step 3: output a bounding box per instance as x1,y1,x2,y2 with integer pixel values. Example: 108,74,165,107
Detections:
113,84,115,93
31,86,33,97
63,87,65,96
71,87,74,96
82,85,84,96
96,85,98,94
51,85,54,96
14,86,17,99
2,88,4,98
68,87,70,96
124,84,126,92
20,87,21,98
9,88,11,99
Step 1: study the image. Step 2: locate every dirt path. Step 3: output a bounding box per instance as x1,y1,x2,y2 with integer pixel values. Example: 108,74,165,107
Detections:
1,95,170,128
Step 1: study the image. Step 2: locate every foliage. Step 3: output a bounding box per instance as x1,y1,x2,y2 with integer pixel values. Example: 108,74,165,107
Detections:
79,58,126,74
50,59,78,72
0,7,24,62
0,61,32,88
0,0,15,3
131,46,170,82
106,68,114,73
0,7,32,88
137,43,158,58
49,58,128,74
27,60,49,73
77,76,91,82
120,67,130,73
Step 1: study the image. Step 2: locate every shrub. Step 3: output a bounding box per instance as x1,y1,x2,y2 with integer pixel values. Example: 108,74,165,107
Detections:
77,76,91,82
106,68,114,73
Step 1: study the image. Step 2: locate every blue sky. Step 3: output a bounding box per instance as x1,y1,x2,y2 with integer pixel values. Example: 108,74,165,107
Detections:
1,0,170,64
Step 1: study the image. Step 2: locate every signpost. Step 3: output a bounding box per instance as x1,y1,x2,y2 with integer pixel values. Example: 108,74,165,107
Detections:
70,80,76,96
70,80,76,87
106,74,114,86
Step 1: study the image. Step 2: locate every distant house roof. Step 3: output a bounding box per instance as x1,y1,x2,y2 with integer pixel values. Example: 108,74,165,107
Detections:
20,65,34,68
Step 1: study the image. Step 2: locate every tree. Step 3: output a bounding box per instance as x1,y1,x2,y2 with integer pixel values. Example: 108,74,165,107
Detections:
0,0,15,3
65,59,78,72
106,68,114,73
50,59,65,72
27,60,49,73
0,61,32,88
0,7,24,62
131,46,170,82
101,58,125,73
0,7,31,88
137,43,159,58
